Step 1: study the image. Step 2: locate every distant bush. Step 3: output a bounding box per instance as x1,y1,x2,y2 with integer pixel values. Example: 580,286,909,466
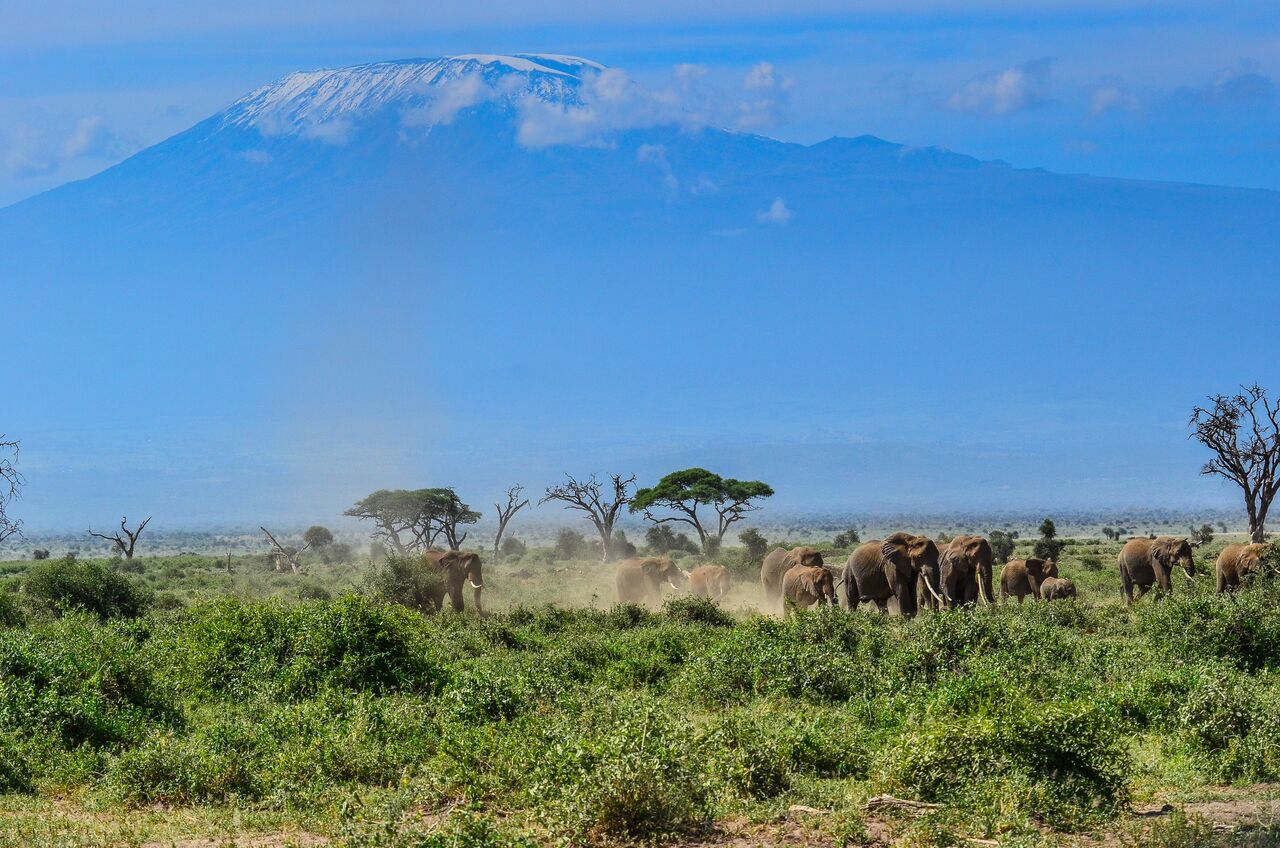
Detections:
500,536,528,559
737,528,768,565
554,529,589,560
24,556,151,620
988,529,1018,564
303,525,335,549
31,549,49,560
832,528,861,548
644,525,698,555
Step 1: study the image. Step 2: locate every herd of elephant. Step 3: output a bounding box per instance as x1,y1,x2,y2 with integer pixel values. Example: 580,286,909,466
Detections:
612,534,1274,614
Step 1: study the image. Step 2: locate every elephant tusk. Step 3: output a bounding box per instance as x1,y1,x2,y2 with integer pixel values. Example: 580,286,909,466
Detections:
922,573,945,605
469,581,483,590
668,581,681,590
1181,569,1194,582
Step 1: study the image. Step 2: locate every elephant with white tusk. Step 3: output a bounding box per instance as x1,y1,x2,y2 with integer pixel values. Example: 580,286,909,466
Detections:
938,535,995,607
615,556,689,606
843,533,941,618
688,564,732,602
420,550,485,615
1118,536,1195,603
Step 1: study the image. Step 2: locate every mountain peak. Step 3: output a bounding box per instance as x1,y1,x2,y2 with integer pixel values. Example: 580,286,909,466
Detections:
219,54,604,139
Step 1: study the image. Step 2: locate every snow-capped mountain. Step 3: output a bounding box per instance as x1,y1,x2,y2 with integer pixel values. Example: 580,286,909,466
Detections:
218,54,600,139
2,55,1279,526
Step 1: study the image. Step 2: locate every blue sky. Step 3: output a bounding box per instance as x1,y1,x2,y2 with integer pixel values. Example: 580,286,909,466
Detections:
2,2,1279,532
2,2,1279,207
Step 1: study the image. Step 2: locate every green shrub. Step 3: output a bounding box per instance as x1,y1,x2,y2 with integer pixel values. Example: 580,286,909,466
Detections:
364,555,442,613
0,589,24,627
878,699,1130,828
1175,667,1280,782
24,557,151,620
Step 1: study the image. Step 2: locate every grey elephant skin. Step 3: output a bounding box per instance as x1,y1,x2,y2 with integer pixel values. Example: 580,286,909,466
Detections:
1216,543,1269,593
1000,558,1058,602
939,535,995,606
421,550,485,614
1117,537,1195,603
843,533,940,618
782,563,838,615
761,547,823,612
616,556,688,606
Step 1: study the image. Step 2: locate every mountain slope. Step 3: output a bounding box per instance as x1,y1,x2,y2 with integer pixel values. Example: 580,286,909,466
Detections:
2,55,1278,525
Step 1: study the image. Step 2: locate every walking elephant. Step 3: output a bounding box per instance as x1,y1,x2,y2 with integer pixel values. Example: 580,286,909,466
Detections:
421,550,485,614
1040,576,1077,601
1216,543,1270,593
782,563,838,615
843,533,942,618
1000,558,1058,603
616,556,689,606
688,564,732,602
1118,537,1195,603
939,535,995,606
761,546,824,613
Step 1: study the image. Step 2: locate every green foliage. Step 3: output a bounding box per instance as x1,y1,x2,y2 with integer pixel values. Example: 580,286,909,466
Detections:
554,528,588,560
632,468,774,553
302,525,335,549
24,556,151,620
988,529,1018,564
832,527,861,548
644,524,698,555
365,554,442,613
499,535,527,559
737,527,768,565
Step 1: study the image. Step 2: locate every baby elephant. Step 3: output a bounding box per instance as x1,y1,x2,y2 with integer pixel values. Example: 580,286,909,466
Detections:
688,564,732,602
1216,543,1270,593
1000,558,1058,602
1039,576,1077,601
782,564,838,615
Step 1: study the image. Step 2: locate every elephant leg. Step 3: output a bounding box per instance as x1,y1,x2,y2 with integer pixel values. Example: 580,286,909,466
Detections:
874,598,889,614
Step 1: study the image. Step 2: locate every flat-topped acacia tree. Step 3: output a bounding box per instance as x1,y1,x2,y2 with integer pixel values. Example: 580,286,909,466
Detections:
345,488,481,553
631,468,774,555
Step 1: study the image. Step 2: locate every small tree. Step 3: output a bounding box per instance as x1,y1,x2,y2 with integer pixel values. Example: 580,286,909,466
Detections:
738,528,769,565
1191,385,1280,543
1034,518,1064,561
613,529,638,558
0,438,23,544
631,468,774,554
1101,526,1117,541
303,525,335,549
833,528,861,548
87,516,152,560
345,488,480,553
645,524,698,555
1190,523,1215,547
492,485,530,561
554,528,588,561
500,536,527,559
988,529,1018,564
32,549,50,560
541,473,635,562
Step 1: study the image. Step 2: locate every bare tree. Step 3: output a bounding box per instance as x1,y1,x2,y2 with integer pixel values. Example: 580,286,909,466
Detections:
1191,384,1280,543
541,473,635,562
492,485,530,561
261,526,308,573
0,438,22,544
88,515,152,560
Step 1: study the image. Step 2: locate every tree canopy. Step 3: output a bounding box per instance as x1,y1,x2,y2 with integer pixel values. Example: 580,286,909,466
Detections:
631,468,774,552
344,488,480,553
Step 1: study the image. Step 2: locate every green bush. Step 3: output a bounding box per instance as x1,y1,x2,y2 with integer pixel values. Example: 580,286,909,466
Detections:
24,557,151,620
364,555,442,613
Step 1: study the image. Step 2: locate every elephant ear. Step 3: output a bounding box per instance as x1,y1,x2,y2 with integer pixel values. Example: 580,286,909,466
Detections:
881,538,902,561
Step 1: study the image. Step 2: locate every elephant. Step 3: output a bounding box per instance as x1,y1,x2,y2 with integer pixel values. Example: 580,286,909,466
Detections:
1040,576,1077,601
1216,543,1270,593
615,556,689,606
1118,536,1195,603
761,546,824,613
421,550,485,614
1000,558,1058,603
843,533,942,618
688,564,732,602
781,563,838,615
917,545,943,612
939,535,995,606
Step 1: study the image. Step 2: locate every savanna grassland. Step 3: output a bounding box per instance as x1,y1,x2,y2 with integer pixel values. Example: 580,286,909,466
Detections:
1,534,1279,848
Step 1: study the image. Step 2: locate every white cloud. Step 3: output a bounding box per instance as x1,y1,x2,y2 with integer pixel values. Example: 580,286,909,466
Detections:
300,119,352,145
61,115,125,159
636,143,678,195
517,67,687,147
756,196,792,224
947,58,1052,116
1088,76,1138,116
402,73,498,127
1202,61,1274,104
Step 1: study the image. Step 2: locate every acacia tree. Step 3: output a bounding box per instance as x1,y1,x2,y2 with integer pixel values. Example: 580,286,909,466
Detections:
0,438,22,544
541,473,635,562
88,515,152,560
492,485,530,561
630,468,774,554
345,488,481,553
1191,385,1280,543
